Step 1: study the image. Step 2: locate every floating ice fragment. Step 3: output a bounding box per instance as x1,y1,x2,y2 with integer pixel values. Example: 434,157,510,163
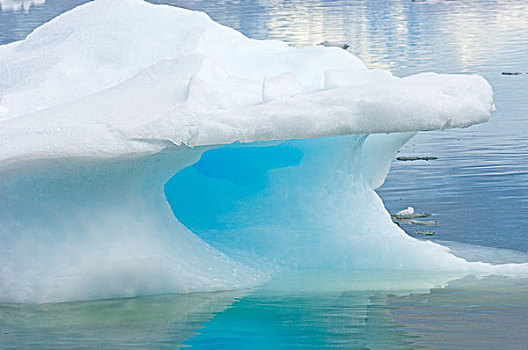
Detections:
416,231,436,236
410,219,438,226
410,213,432,218
393,207,432,220
394,207,415,219
319,41,350,50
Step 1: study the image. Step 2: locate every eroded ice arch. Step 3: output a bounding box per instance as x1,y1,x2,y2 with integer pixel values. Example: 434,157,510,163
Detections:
2,0,522,303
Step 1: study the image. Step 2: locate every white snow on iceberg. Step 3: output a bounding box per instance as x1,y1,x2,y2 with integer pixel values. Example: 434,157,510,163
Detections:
0,0,523,303
0,0,493,162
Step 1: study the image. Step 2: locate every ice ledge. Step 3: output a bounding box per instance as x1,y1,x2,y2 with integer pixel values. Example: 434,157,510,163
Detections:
130,72,492,147
0,0,493,164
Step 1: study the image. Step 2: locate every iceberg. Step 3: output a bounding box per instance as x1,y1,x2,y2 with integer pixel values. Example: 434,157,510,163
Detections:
0,0,524,303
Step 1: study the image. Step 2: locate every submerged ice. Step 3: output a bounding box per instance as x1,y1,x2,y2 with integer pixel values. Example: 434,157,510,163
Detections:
0,0,524,303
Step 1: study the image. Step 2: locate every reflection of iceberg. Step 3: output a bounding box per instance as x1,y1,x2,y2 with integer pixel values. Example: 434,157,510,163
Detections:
0,0,45,11
0,290,242,348
0,0,525,303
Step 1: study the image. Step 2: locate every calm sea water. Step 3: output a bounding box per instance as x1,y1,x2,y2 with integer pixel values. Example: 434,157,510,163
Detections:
1,0,527,348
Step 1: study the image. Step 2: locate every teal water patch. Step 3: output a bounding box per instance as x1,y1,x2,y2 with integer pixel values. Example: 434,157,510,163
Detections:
184,286,415,349
184,293,413,349
184,272,528,349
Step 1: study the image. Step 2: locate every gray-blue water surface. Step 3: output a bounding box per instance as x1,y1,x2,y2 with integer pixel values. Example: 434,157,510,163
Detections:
1,0,527,348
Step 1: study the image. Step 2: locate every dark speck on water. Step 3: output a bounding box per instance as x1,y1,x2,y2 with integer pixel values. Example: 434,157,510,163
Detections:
397,156,438,161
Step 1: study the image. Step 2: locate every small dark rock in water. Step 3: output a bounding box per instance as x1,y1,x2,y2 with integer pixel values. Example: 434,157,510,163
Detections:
319,41,349,50
416,230,436,236
502,72,522,75
396,156,438,161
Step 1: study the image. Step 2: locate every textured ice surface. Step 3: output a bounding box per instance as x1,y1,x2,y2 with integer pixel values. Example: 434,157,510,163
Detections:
0,0,524,303
0,0,494,164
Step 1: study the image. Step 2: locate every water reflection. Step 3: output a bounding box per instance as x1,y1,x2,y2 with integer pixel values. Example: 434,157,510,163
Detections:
0,0,86,44
0,290,242,349
0,0,46,12
191,279,527,349
149,0,528,73
1,274,527,348
1,0,525,77
186,290,416,349
390,276,528,349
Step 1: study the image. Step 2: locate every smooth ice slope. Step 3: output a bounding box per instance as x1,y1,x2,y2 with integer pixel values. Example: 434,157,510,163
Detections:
0,0,523,303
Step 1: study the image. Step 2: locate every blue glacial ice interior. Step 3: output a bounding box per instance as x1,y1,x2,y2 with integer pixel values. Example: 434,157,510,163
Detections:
3,128,525,303
165,134,419,268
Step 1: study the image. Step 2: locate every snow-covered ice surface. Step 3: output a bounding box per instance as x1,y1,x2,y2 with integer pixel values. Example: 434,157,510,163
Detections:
0,0,494,161
0,0,525,303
